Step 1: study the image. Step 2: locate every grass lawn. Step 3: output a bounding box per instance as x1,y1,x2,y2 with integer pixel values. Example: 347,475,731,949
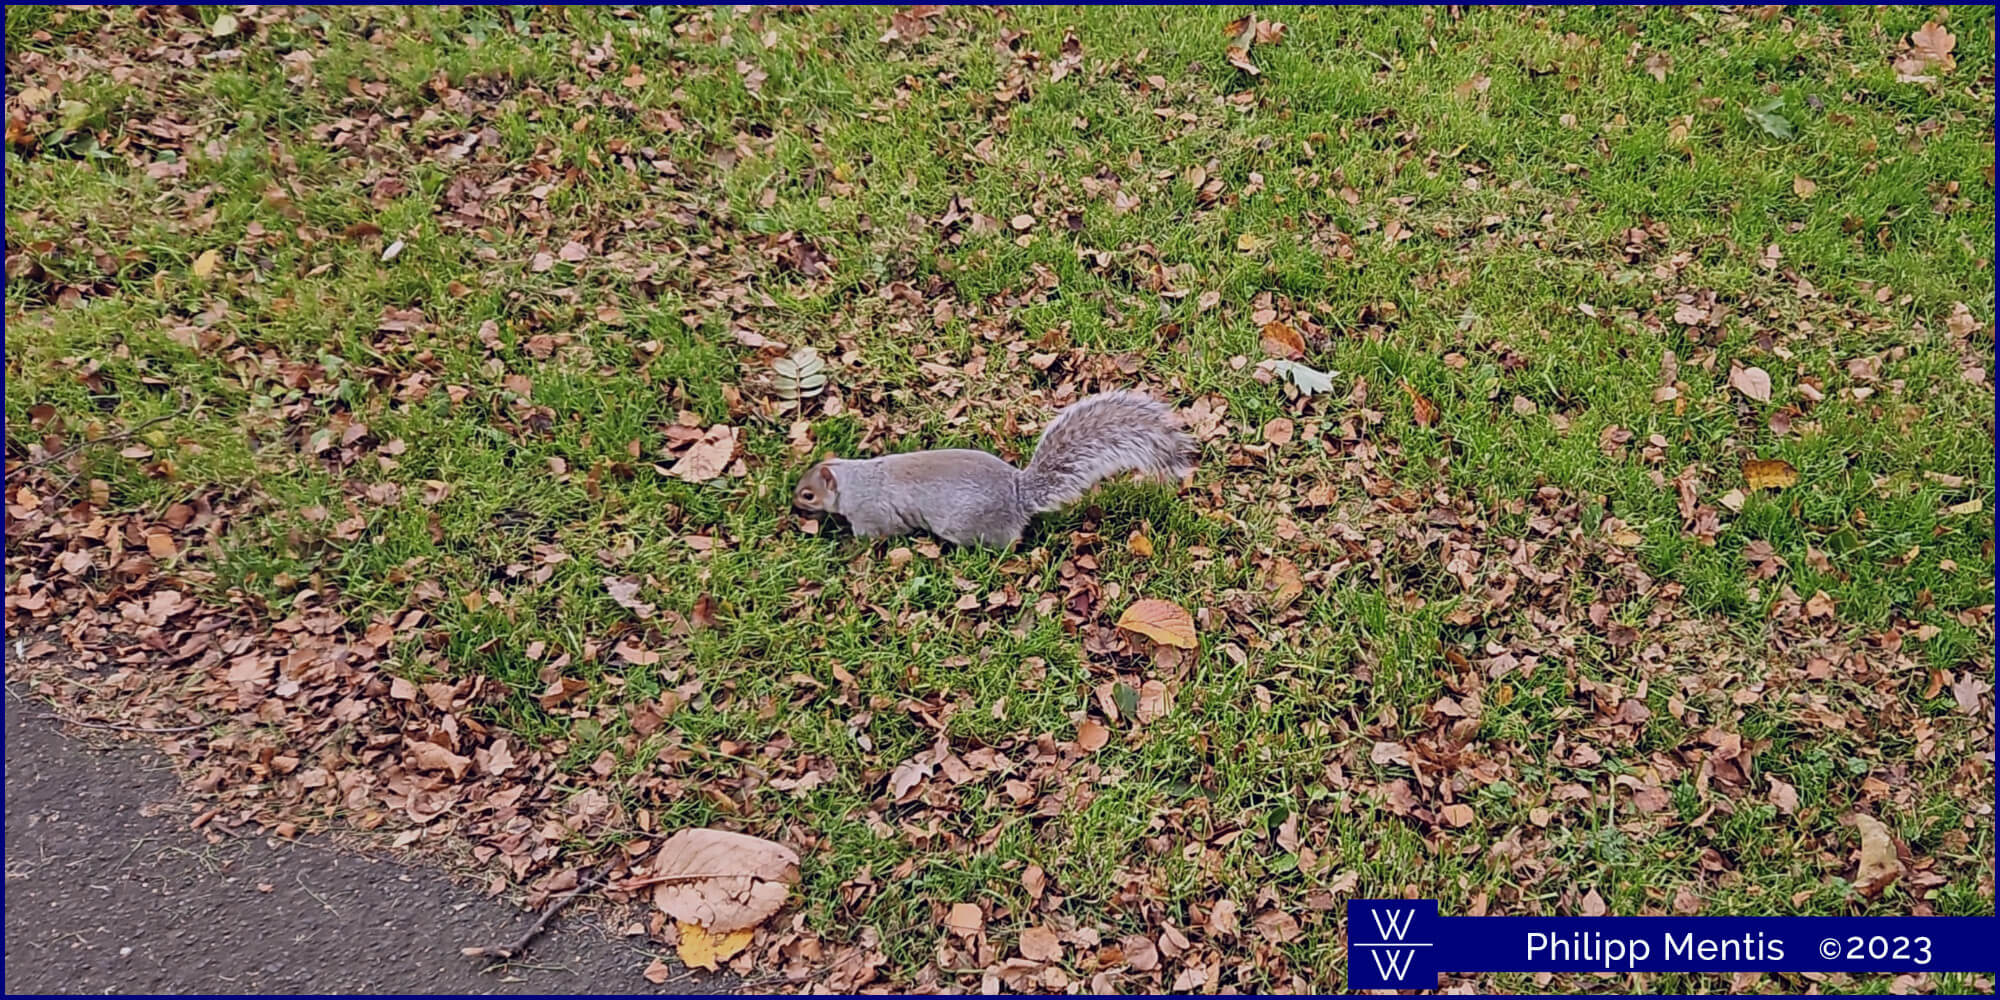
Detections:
5,5,1994,993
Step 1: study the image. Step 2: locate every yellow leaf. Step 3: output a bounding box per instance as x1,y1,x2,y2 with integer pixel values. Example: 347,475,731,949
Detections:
1742,458,1798,491
1126,531,1154,558
1115,598,1198,649
191,249,220,278
676,922,753,971
1236,233,1263,252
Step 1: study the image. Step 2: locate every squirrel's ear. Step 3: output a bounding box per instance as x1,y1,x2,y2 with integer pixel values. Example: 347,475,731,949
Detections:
816,463,836,487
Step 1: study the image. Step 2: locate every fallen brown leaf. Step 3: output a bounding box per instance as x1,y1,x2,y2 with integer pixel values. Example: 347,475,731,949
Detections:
1259,320,1305,359
1851,814,1901,897
1076,719,1110,752
649,828,800,933
669,425,739,483
1729,366,1772,403
1018,924,1062,963
1116,598,1198,649
1264,557,1303,609
945,901,983,938
1401,380,1440,428
1767,775,1799,815
1136,680,1171,724
1262,417,1294,446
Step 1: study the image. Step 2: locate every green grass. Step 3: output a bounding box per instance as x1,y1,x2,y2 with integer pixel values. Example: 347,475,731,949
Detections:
6,5,1993,993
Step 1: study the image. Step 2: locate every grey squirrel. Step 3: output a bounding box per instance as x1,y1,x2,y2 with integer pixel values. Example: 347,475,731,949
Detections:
792,390,1195,548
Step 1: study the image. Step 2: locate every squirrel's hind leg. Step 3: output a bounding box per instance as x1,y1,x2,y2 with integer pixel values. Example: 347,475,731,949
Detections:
844,511,905,538
933,521,1021,549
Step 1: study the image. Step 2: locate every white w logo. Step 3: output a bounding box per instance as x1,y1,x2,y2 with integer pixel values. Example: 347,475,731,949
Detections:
1370,948,1416,980
1370,908,1418,941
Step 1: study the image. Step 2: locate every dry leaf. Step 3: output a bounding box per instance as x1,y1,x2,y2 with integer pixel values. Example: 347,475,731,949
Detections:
1401,380,1440,428
1743,458,1798,490
1262,417,1294,446
1076,719,1111,752
1259,320,1305,359
649,828,800,933
1767,775,1799,815
1123,934,1160,972
1253,909,1301,944
1729,366,1772,403
1642,51,1671,83
1439,803,1474,828
1136,680,1171,724
1207,897,1242,939
408,739,472,780
1896,21,1956,79
191,249,220,278
538,677,588,709
1851,814,1901,897
1224,15,1261,75
888,756,932,798
1018,924,1062,963
604,576,657,619
1945,302,1982,338
945,902,984,938
1116,598,1198,649
670,425,739,483
676,922,754,971
1265,557,1303,609
1792,175,1817,199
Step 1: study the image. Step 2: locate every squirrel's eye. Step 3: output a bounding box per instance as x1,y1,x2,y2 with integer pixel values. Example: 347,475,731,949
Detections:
799,490,815,501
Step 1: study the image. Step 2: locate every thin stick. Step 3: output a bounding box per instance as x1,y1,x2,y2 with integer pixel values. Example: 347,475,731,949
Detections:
39,712,209,734
608,871,763,891
6,408,184,480
461,875,594,960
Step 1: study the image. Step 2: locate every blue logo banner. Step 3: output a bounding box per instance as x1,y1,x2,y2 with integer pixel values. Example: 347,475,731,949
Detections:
1347,900,2000,989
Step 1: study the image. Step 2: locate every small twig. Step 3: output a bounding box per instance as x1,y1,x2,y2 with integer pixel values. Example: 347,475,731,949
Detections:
6,407,186,481
38,712,209,734
462,874,595,960
607,870,762,892
297,872,338,915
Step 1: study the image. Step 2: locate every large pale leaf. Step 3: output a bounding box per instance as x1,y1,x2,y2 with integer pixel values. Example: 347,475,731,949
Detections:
648,829,800,933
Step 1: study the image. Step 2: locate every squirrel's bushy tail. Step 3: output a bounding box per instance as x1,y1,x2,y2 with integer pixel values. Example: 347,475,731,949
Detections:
1019,390,1195,513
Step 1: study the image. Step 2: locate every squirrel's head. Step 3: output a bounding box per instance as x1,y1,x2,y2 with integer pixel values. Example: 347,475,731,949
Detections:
792,461,838,512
